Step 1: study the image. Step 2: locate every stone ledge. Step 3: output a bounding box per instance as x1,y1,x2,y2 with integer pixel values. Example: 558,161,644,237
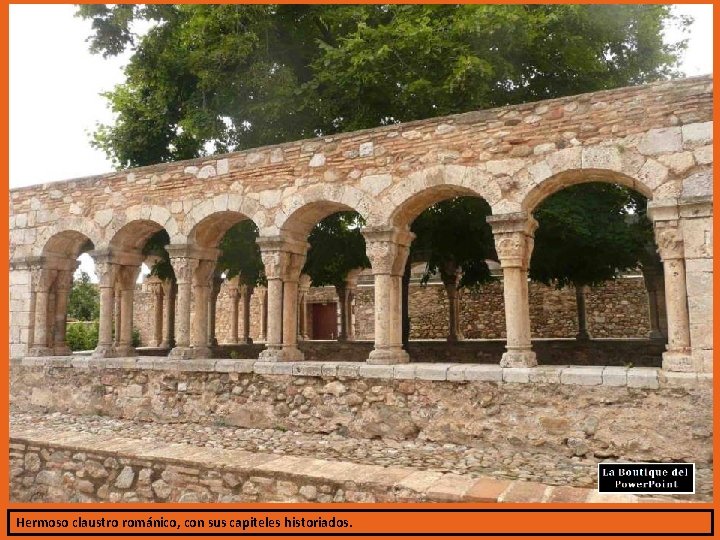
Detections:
13,356,711,389
10,428,637,504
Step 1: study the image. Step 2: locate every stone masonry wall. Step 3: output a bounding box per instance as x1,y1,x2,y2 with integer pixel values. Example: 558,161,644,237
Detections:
11,360,712,499
133,276,650,346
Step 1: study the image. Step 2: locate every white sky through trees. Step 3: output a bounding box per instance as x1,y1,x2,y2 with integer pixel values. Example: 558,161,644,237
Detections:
8,4,713,281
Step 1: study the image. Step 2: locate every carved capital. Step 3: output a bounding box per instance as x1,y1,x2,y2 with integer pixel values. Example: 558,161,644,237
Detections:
117,265,141,289
29,265,57,292
260,250,290,280
93,260,119,288
193,259,217,287
655,226,684,260
55,270,75,292
363,227,414,276
487,213,537,269
170,257,200,285
298,274,312,294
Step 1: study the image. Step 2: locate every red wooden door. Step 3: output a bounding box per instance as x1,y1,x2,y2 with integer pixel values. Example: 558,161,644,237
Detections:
312,303,337,340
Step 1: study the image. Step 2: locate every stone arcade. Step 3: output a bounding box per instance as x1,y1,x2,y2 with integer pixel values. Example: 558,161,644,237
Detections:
10,76,712,373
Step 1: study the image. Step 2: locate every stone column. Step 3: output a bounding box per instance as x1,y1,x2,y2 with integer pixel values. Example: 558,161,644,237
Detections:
297,274,311,341
258,249,287,360
191,259,216,358
115,265,140,357
654,224,692,371
28,265,56,357
280,252,306,361
363,227,414,364
641,265,666,340
146,277,164,347
336,284,349,341
241,284,254,344
168,253,199,359
207,275,222,347
228,278,240,344
345,269,362,341
487,213,538,368
52,269,74,355
113,287,122,348
160,280,176,349
93,259,119,358
258,286,268,342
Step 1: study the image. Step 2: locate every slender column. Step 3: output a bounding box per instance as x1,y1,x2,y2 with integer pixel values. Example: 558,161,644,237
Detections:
93,259,119,358
298,274,312,341
363,227,414,364
641,266,665,340
280,252,306,361
191,259,216,358
241,284,254,344
258,287,268,342
228,279,240,344
160,280,176,348
258,250,287,360
28,266,56,356
345,269,361,342
487,213,538,368
207,275,222,347
575,284,590,341
113,287,122,347
336,284,349,341
168,254,199,359
52,270,74,355
115,265,140,357
149,280,164,347
655,225,692,371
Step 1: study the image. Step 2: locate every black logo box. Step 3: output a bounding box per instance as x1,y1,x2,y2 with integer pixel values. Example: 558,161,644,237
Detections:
598,463,695,494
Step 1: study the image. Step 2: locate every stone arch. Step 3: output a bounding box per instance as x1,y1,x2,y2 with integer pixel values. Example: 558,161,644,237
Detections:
179,195,261,244
186,210,257,248
108,219,168,252
102,205,180,249
41,230,94,261
370,165,501,228
274,186,371,238
34,219,102,258
518,145,667,212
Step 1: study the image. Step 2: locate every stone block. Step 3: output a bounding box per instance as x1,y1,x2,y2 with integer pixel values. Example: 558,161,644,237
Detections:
445,365,466,381
659,371,697,388
681,121,712,147
502,367,531,383
415,364,451,381
358,365,394,379
546,486,590,503
336,364,360,378
270,363,294,375
293,363,323,377
394,471,444,493
602,366,628,387
393,364,418,380
637,127,682,155
463,364,503,381
465,477,512,502
498,481,549,502
425,474,476,502
560,367,603,386
528,366,563,384
627,367,660,389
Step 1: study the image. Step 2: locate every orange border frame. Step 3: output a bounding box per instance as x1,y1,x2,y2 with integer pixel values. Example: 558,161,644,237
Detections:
2,1,717,538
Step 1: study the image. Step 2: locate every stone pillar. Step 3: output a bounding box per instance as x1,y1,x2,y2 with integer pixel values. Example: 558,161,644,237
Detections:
168,252,199,359
228,278,240,344
336,284,349,341
191,259,216,358
258,286,268,342
146,277,164,347
52,269,74,355
160,280,176,349
487,213,538,368
113,287,122,348
241,284,254,344
115,265,140,357
654,224,692,371
207,275,222,347
297,274,311,341
363,227,414,364
28,265,56,357
93,259,119,358
345,269,362,341
258,250,287,360
641,265,666,340
280,252,306,361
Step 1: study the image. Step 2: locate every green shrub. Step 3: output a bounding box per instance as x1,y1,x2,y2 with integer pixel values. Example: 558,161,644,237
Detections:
66,321,99,351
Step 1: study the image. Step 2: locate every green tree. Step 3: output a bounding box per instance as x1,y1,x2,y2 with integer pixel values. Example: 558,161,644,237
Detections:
78,4,688,168
67,271,100,321
409,197,496,343
217,220,265,287
530,183,652,339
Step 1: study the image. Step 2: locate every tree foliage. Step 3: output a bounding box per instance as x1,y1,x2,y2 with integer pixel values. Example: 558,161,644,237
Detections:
304,212,369,288
67,271,100,321
411,197,496,288
217,220,265,286
530,183,652,288
78,4,688,168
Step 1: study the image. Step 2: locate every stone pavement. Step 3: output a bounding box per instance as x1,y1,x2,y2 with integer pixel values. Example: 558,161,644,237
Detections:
11,412,707,502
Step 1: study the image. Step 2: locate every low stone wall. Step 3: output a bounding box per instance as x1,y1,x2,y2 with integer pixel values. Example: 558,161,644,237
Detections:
10,429,632,504
132,276,651,346
11,358,712,498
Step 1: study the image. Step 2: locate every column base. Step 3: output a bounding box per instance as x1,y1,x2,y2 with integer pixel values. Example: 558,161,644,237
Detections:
53,345,72,356
239,338,254,345
575,332,591,341
367,347,409,365
662,350,694,372
259,347,304,362
169,346,195,359
114,345,136,357
500,349,537,368
648,331,666,341
191,346,213,359
159,341,175,349
28,346,54,357
92,345,116,359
